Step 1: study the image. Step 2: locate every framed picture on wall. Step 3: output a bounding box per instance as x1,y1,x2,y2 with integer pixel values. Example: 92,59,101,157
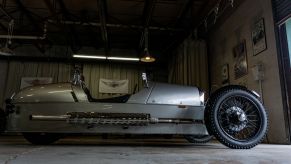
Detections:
252,18,267,55
221,64,229,85
233,40,248,79
99,78,129,94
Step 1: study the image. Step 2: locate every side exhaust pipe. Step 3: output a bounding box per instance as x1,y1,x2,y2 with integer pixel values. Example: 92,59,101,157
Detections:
30,115,70,121
30,114,203,125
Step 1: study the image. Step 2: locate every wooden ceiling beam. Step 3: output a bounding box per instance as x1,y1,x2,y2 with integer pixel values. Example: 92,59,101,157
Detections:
15,0,42,32
161,0,218,55
0,6,12,31
175,0,193,27
43,0,58,19
0,0,40,53
0,9,18,20
0,22,7,31
0,5,13,20
97,0,109,52
191,0,215,28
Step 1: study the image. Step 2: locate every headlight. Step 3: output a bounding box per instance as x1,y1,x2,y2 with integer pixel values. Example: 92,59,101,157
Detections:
199,91,205,105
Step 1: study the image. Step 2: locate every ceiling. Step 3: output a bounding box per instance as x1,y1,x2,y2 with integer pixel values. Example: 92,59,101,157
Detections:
0,0,221,57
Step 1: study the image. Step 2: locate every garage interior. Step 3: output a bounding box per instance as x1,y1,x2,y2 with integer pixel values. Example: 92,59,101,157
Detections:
0,0,291,163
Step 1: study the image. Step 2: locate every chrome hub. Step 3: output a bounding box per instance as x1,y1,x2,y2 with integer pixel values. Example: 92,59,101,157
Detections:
225,106,248,132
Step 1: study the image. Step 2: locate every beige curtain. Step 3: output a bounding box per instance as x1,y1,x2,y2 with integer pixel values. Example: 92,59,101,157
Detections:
83,63,143,99
169,39,209,92
3,61,71,102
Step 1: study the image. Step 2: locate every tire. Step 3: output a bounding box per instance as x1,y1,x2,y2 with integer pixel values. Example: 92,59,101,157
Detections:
163,134,174,139
0,109,6,133
205,87,268,149
101,133,108,139
184,135,213,143
23,133,61,145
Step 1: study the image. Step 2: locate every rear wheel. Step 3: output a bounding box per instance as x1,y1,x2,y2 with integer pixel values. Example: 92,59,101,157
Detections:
206,87,268,149
23,133,61,145
0,109,6,133
163,134,174,139
184,135,213,143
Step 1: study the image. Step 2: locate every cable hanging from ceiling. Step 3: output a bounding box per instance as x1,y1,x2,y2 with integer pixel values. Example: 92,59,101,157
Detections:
213,0,221,24
0,19,15,56
141,28,155,63
7,20,14,45
197,0,236,34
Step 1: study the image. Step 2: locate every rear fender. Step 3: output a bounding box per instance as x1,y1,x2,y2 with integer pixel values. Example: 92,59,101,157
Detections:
207,85,260,107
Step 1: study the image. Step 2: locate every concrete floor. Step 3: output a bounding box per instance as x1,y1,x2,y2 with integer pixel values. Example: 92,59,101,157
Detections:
0,136,290,164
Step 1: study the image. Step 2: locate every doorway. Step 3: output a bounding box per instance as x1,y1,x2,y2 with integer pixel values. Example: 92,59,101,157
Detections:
278,17,291,143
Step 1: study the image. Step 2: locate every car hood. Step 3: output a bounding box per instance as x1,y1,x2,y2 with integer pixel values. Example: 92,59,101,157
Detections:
12,83,76,103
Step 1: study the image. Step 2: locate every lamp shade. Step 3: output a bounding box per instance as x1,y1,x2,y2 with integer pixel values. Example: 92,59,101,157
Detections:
140,48,155,62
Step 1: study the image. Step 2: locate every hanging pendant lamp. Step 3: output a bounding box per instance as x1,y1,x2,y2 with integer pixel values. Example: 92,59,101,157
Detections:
140,28,155,62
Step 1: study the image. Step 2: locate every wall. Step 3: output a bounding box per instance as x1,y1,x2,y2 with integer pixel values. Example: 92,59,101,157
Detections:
0,60,8,108
208,0,288,143
169,39,209,93
287,19,291,64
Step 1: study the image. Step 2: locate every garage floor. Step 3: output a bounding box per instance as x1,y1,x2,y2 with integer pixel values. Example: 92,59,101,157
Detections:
0,136,290,164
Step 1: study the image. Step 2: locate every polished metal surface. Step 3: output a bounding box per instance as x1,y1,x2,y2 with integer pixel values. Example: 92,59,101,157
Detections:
5,102,206,135
147,83,201,106
127,82,154,104
12,83,75,103
5,81,207,135
72,85,89,102
30,113,201,126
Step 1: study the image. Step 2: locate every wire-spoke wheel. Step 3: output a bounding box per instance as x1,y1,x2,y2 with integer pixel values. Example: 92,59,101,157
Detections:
206,87,268,149
0,109,6,133
23,133,62,145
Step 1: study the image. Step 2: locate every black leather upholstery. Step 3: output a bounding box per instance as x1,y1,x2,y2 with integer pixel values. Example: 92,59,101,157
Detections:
83,87,130,103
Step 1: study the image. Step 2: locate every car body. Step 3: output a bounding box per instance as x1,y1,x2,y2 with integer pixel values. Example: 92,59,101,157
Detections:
0,73,268,149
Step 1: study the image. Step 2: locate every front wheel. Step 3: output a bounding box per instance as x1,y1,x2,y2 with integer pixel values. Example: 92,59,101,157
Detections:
23,133,62,145
206,87,268,149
